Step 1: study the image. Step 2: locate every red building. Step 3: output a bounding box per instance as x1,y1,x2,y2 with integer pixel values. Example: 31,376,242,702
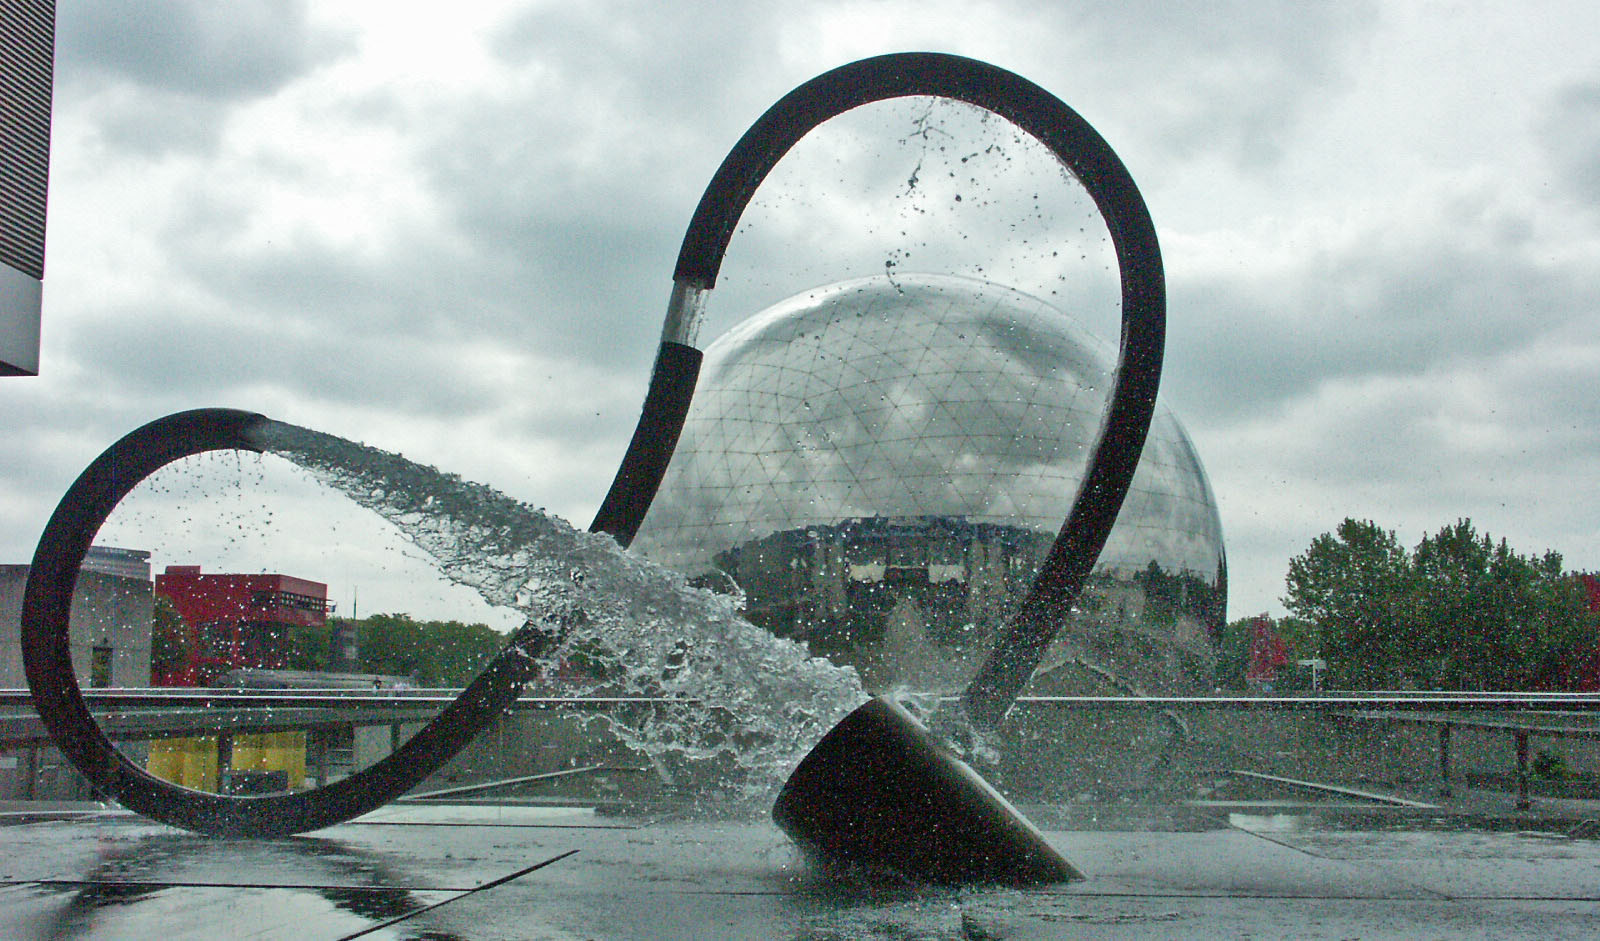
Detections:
1243,615,1289,689
153,566,329,687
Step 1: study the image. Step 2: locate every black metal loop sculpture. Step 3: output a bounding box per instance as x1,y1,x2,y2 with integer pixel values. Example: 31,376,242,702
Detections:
592,52,1165,727
21,408,560,836
21,53,1163,852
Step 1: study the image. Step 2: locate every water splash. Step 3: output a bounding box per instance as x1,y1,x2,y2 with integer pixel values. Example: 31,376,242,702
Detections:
251,419,867,804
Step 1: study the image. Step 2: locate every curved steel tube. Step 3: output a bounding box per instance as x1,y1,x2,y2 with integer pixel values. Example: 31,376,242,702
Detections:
22,53,1162,836
21,409,556,836
593,52,1165,726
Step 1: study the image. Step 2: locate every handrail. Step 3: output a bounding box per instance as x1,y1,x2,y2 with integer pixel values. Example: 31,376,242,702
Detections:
7,690,1597,712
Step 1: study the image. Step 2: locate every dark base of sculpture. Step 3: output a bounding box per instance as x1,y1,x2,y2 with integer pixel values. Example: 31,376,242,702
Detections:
773,697,1083,885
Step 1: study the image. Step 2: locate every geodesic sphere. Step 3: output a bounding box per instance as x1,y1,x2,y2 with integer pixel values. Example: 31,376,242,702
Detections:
633,274,1224,600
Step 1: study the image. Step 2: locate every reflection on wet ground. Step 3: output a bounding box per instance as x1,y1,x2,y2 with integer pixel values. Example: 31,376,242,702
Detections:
2,825,478,940
2,801,1599,939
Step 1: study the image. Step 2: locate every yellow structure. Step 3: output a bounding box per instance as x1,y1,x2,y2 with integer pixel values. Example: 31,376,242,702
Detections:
229,732,307,788
146,732,305,791
145,736,218,792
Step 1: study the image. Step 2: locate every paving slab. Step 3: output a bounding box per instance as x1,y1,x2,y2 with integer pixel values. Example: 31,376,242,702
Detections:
1244,827,1600,900
1055,829,1444,899
2,804,1599,939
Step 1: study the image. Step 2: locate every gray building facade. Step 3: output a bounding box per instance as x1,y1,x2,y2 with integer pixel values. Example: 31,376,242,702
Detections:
0,545,154,689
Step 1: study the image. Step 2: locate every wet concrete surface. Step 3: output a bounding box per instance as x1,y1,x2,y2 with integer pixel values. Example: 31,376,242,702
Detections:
1,801,1598,939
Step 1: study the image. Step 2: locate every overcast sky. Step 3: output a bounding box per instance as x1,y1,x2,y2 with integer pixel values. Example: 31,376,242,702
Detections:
5,0,1598,625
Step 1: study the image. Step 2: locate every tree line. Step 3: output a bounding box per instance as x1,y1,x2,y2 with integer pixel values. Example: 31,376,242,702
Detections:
1221,518,1598,691
285,614,505,686
148,604,507,687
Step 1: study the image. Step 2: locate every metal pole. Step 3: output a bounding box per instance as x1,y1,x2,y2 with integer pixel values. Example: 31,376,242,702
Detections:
22,745,37,801
312,728,329,787
1515,730,1531,811
217,731,233,794
1438,723,1452,798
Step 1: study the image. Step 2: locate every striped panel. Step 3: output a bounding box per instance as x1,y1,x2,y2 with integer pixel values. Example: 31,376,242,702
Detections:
0,0,55,280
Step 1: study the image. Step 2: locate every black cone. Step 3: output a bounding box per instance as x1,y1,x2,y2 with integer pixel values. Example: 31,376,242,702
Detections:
773,697,1083,884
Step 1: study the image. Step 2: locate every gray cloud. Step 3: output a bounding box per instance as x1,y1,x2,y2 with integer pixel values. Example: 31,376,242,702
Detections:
55,0,354,158
489,1,784,130
1015,0,1378,168
68,309,481,415
1164,195,1598,425
372,0,1381,385
409,94,717,369
80,86,230,155
56,0,351,100
1543,80,1600,207
50,288,642,457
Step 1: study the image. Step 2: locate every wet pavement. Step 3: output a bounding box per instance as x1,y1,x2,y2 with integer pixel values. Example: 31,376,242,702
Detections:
2,801,1599,939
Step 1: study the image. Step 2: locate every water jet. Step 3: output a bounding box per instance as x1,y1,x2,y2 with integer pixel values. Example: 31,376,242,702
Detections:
661,52,1162,884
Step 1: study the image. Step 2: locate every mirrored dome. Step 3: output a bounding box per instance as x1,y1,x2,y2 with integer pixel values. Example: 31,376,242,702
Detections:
633,274,1224,691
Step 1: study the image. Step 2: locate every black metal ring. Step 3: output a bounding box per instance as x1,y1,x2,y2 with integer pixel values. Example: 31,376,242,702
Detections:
21,409,551,836
593,52,1165,725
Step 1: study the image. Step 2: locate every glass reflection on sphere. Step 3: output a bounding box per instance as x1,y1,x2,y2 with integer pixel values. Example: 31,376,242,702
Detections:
633,274,1225,694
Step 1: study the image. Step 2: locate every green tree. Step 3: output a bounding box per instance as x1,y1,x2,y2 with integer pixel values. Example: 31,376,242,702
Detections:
149,595,188,684
1410,520,1594,689
338,613,505,686
1216,616,1251,689
1284,519,1412,689
280,622,331,672
1284,517,1599,690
